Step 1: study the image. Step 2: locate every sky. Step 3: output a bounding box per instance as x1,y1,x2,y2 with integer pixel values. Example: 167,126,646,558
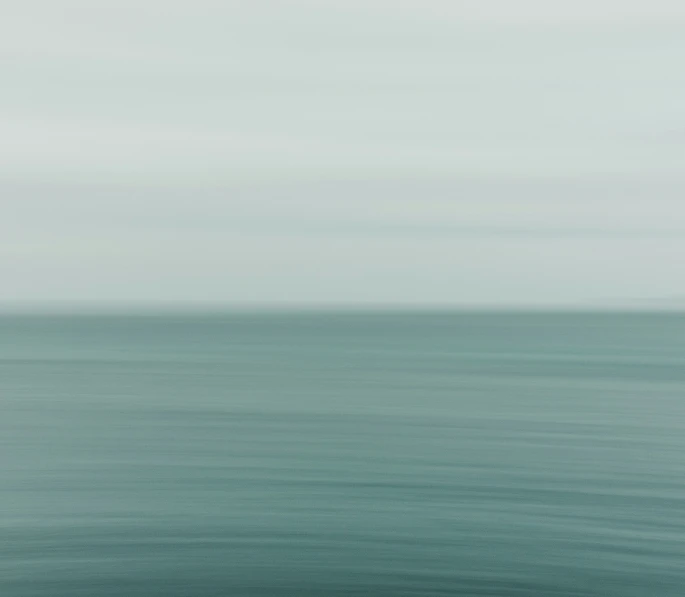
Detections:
2,0,684,308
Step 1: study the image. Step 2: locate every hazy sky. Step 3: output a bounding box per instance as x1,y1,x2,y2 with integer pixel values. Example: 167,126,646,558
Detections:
2,1,684,307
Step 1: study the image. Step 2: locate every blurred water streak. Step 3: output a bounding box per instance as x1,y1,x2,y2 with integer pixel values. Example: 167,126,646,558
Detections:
1,311,684,596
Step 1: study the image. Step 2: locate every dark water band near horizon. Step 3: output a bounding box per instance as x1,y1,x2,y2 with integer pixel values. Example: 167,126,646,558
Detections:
1,311,684,596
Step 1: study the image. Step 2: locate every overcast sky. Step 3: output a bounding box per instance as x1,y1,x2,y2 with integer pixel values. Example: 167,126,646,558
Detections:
2,1,684,308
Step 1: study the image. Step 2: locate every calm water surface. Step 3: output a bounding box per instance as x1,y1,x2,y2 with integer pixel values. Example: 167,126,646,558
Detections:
1,312,684,596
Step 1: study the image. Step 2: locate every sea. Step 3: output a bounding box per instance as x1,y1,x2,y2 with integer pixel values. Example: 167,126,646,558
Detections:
1,311,684,596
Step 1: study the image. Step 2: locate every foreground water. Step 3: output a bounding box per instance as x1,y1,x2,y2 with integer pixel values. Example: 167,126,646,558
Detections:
1,311,684,596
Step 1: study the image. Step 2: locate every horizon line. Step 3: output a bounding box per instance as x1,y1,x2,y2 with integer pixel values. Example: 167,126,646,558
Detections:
0,301,681,316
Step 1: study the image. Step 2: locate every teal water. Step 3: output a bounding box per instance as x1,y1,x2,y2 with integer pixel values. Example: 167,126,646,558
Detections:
1,312,684,596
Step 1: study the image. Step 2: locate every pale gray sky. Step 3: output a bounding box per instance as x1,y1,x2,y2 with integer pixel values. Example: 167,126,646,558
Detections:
2,1,684,307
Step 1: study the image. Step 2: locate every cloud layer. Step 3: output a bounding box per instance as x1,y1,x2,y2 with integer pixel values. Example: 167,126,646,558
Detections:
2,1,684,306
